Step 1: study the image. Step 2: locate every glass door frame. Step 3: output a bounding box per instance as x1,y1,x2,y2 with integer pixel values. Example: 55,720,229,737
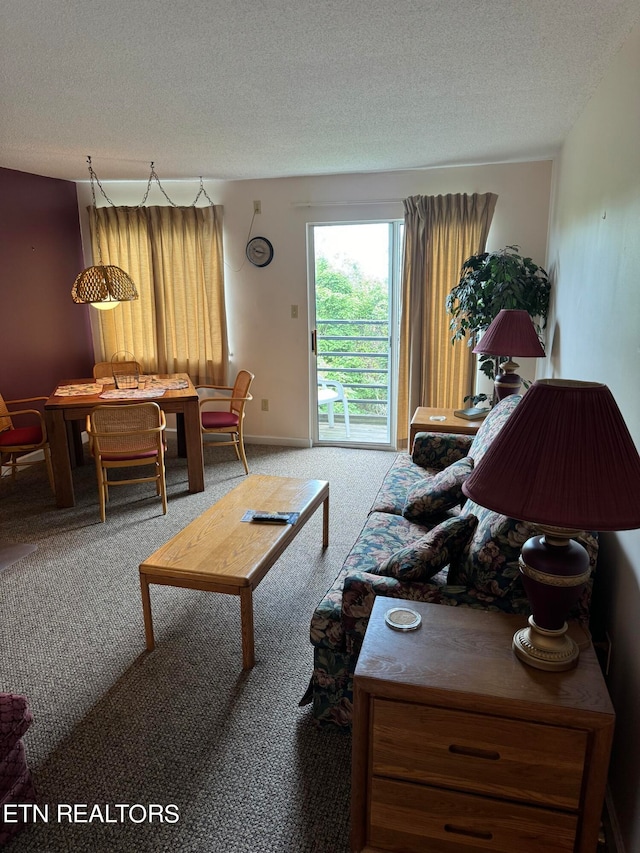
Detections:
307,219,402,451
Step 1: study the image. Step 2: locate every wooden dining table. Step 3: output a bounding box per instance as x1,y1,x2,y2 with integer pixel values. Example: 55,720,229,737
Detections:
44,374,205,509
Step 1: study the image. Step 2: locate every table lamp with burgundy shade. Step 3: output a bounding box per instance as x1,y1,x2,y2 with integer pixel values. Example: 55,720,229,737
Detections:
473,308,545,400
462,378,640,671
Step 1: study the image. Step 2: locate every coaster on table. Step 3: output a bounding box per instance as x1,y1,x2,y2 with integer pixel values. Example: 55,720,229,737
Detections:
384,607,422,631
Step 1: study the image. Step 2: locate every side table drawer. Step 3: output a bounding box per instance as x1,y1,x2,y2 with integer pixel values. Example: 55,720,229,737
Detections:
372,698,587,810
369,777,578,853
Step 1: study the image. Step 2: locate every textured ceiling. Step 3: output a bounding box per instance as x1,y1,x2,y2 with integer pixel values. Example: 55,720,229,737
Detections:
1,0,639,181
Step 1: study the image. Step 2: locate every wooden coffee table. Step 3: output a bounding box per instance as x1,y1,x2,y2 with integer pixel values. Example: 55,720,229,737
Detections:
139,474,329,669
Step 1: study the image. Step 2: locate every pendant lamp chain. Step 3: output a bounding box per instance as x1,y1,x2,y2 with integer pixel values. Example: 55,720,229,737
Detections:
72,157,215,308
71,156,139,308
87,156,106,264
91,158,216,208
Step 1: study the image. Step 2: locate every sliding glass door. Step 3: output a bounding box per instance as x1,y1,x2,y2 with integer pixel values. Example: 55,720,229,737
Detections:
308,221,403,449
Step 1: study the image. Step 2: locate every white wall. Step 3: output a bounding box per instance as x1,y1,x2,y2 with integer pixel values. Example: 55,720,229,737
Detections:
546,21,640,852
77,160,552,445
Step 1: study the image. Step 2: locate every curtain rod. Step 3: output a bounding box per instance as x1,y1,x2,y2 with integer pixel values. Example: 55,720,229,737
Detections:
291,198,404,208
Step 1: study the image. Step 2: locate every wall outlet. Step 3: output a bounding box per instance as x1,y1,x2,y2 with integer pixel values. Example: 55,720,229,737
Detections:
253,200,261,214
291,304,298,319
261,398,269,411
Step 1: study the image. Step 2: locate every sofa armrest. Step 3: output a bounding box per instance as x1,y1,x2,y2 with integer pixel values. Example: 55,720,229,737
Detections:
341,571,462,655
412,432,473,471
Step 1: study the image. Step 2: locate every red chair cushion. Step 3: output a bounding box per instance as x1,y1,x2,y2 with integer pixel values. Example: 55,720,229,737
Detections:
201,412,239,429
0,426,42,447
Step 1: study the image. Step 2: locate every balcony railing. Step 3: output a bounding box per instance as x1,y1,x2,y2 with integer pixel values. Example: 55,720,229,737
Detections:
316,319,389,434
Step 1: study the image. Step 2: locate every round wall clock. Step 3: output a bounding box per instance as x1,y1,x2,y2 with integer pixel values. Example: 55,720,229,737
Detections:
246,236,274,267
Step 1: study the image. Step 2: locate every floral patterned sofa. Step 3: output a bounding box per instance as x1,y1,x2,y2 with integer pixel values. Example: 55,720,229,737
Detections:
304,394,598,728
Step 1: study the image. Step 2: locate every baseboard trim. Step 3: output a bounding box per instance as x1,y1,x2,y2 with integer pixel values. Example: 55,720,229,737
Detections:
244,435,312,448
198,431,310,448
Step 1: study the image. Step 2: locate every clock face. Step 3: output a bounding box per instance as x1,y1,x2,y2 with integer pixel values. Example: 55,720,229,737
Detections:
246,236,274,267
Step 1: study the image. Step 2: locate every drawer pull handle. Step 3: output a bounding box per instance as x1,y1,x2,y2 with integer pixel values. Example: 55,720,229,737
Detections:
449,744,500,761
445,823,493,841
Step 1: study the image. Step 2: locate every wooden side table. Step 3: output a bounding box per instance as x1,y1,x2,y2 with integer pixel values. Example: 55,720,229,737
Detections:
409,406,485,450
351,598,614,853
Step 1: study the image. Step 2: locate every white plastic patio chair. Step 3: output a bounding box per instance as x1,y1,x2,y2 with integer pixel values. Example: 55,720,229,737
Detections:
317,379,350,438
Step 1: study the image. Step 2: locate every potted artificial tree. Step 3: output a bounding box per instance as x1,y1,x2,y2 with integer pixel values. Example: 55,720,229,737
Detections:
446,245,551,407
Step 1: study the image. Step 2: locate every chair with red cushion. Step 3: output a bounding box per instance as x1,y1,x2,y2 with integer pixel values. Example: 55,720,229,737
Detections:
197,370,255,474
85,402,167,522
0,393,54,494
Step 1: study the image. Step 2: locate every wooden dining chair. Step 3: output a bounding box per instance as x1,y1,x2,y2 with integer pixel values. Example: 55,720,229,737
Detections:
93,359,141,380
196,370,255,474
0,393,55,494
85,402,167,522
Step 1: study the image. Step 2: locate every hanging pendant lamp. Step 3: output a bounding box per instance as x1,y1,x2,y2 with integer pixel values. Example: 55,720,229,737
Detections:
71,157,139,310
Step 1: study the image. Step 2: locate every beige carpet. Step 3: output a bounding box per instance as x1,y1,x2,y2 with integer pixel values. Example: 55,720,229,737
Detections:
0,440,396,852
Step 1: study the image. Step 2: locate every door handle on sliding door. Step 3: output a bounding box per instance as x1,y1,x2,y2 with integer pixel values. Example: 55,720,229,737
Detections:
311,329,317,354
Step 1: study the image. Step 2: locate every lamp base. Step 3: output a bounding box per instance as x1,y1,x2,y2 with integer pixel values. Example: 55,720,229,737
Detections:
494,359,522,400
512,615,579,671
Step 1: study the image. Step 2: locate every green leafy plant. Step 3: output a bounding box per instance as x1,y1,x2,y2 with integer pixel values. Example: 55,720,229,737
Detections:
446,245,551,404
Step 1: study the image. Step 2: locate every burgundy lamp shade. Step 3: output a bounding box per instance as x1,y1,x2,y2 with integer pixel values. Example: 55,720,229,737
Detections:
462,378,640,671
472,309,545,358
463,379,640,531
473,310,545,400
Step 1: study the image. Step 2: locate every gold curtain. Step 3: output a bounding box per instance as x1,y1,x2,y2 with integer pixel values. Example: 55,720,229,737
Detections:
397,193,498,446
90,205,228,385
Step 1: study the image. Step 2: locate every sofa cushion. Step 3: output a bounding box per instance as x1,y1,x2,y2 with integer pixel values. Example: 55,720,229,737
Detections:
411,431,473,470
403,457,474,523
467,394,521,466
449,499,533,598
371,515,479,581
370,453,431,515
452,500,598,621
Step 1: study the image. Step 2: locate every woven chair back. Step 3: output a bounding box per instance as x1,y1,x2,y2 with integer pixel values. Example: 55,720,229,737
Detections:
89,403,162,456
0,394,13,433
230,370,254,418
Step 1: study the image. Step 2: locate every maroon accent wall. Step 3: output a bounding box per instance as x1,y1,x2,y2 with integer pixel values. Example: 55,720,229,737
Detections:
0,167,94,403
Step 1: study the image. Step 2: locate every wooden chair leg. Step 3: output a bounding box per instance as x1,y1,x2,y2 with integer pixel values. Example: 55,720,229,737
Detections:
94,458,107,522
159,463,168,515
237,426,249,475
231,433,242,463
43,446,55,495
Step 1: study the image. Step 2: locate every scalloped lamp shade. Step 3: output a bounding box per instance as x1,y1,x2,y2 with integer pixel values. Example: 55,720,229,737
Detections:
71,265,138,310
462,378,640,670
473,309,545,399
